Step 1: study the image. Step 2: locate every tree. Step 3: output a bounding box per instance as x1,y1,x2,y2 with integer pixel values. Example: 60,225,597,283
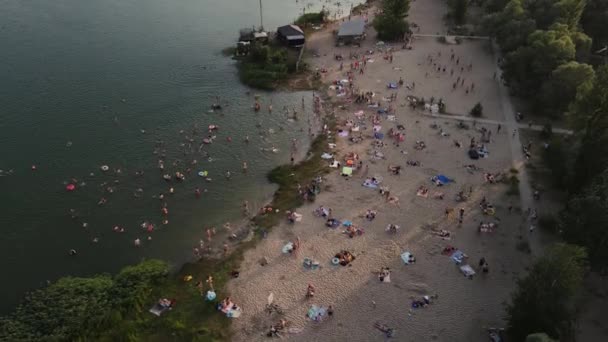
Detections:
502,25,576,94
0,276,114,341
552,0,587,30
581,0,608,49
448,0,469,25
560,170,608,271
506,243,587,341
470,102,483,117
373,0,411,41
569,65,608,186
483,0,537,53
539,61,595,116
0,260,169,341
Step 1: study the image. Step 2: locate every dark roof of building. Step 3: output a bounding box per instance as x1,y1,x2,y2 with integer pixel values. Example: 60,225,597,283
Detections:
277,25,305,39
338,18,365,37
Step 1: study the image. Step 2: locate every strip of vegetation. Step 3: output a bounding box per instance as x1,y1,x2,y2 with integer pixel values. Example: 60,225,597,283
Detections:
0,116,335,341
295,11,326,27
237,44,293,90
481,1,608,339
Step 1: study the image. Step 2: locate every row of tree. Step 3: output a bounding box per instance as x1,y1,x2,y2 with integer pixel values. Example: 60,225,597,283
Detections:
481,1,608,341
481,0,608,340
483,0,598,118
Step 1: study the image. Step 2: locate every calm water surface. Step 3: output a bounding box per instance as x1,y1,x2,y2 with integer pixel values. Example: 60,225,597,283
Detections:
0,0,360,312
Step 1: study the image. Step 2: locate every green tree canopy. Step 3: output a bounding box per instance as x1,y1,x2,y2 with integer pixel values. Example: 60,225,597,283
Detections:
0,260,169,341
373,0,411,41
560,169,608,271
502,25,576,94
569,65,608,185
540,61,595,116
506,243,587,341
0,276,114,341
581,0,608,49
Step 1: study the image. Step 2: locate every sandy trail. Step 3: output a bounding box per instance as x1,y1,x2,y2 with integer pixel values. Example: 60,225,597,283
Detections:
225,1,535,341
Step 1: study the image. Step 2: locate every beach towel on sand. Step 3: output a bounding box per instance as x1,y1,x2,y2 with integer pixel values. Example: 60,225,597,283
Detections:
432,175,452,185
460,264,476,278
401,252,413,265
451,250,465,264
387,83,398,89
307,305,327,322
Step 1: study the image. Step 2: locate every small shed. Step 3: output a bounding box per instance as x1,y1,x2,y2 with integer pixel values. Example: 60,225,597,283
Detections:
337,18,366,45
277,25,305,47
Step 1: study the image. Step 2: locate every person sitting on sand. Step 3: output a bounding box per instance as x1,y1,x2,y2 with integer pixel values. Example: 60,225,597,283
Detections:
386,224,400,234
378,267,391,282
365,209,377,221
417,186,429,197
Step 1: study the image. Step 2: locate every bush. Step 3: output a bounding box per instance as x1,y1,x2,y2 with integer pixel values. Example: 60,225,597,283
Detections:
470,102,483,117
506,174,520,196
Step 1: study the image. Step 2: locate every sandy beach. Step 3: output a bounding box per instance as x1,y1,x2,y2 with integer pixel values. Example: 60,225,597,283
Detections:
225,0,536,340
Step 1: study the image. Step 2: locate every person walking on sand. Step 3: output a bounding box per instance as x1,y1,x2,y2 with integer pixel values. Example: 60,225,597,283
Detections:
458,208,465,224
292,236,301,257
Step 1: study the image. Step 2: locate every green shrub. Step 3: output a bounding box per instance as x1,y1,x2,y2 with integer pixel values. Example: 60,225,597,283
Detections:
470,102,483,117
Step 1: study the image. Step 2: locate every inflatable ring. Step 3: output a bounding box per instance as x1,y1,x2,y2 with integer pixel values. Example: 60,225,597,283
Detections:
332,257,340,265
100,165,110,172
198,171,208,177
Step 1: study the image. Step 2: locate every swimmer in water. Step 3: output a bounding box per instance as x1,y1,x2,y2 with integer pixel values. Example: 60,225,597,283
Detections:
134,238,141,247
225,171,231,179
195,187,201,198
244,135,249,143
242,161,248,173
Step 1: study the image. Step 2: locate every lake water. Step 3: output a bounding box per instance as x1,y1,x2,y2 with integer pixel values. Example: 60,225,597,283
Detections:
0,0,360,313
